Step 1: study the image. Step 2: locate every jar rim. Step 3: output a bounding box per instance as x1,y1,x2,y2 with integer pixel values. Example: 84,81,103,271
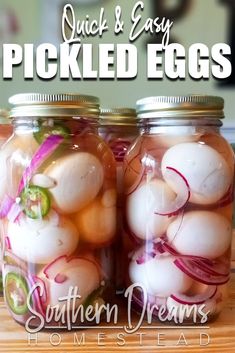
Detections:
136,95,224,119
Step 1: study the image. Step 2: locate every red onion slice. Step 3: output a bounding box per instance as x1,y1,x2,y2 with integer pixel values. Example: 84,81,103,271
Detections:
160,240,180,257
133,241,166,265
0,135,63,222
155,167,190,216
160,240,229,281
136,251,156,265
43,255,67,280
153,241,166,254
109,138,131,162
132,291,145,308
7,203,22,223
170,285,217,305
174,258,230,286
0,195,14,219
191,259,230,278
29,275,47,317
5,237,12,250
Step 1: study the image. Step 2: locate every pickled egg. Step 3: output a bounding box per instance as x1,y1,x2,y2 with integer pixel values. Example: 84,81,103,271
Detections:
40,256,100,309
129,255,192,296
152,126,202,147
75,196,116,247
161,142,232,205
166,296,217,322
44,152,104,214
166,211,232,259
127,179,176,240
0,134,38,200
8,211,79,264
166,281,226,321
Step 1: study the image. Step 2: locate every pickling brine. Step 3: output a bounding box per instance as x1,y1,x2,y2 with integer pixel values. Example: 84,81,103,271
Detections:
123,96,234,324
0,94,117,328
221,126,235,260
99,108,138,292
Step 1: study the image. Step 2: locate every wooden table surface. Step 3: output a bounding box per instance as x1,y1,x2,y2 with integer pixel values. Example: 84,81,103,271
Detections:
0,274,235,353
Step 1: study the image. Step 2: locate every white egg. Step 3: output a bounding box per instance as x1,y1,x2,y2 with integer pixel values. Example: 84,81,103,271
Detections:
167,211,232,259
31,174,56,189
40,257,100,309
127,179,176,240
75,198,116,247
0,134,38,200
8,211,79,264
152,126,202,147
129,255,192,297
161,142,232,205
44,152,104,214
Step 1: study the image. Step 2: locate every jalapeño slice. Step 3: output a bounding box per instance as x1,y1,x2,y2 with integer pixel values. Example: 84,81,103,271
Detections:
83,286,104,310
34,124,70,144
20,185,51,219
5,272,29,315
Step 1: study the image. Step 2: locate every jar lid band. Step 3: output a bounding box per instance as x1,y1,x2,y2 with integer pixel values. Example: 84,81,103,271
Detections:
100,108,137,126
9,93,100,118
136,95,224,119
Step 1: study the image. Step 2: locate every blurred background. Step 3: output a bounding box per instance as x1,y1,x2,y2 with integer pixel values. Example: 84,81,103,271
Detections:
0,0,234,126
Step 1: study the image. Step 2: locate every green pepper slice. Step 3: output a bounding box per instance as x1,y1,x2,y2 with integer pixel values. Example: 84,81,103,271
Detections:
5,272,29,315
20,185,51,219
34,124,70,144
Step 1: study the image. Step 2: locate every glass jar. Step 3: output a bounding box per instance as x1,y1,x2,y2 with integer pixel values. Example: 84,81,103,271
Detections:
123,95,234,324
221,125,235,261
0,109,12,295
0,109,12,145
0,94,117,329
99,108,138,292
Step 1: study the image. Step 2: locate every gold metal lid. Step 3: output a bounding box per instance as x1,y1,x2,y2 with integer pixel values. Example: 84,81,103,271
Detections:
9,93,100,118
136,95,224,119
100,108,137,126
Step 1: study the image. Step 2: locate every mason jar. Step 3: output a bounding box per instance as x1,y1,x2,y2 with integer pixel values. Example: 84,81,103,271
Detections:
221,125,235,262
0,94,117,328
0,109,12,294
0,109,12,145
124,95,234,324
99,108,138,292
